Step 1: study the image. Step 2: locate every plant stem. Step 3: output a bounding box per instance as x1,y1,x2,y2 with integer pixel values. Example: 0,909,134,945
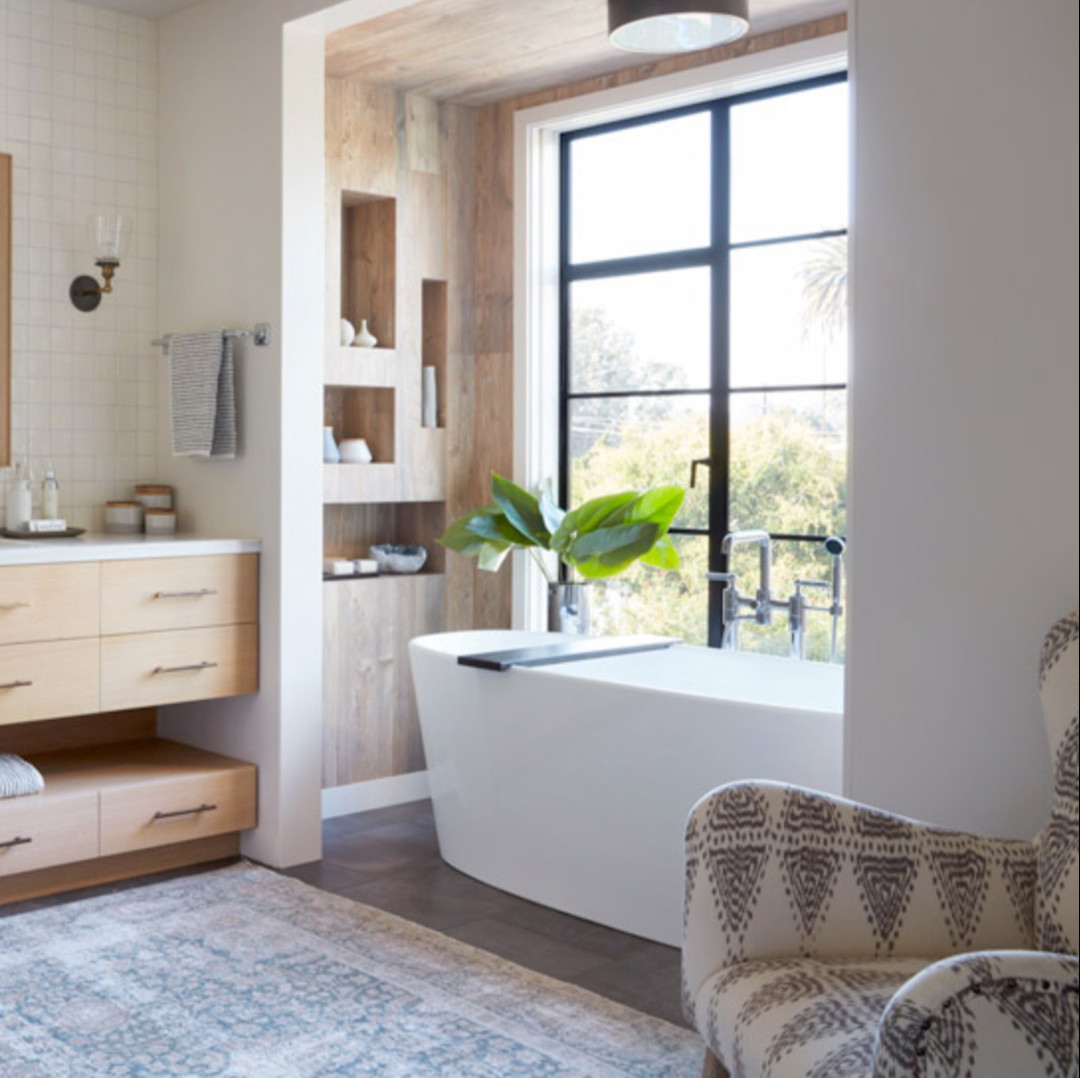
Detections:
528,547,555,585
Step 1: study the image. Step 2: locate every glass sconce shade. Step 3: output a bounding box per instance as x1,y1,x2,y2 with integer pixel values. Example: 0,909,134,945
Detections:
608,0,749,52
89,212,132,265
71,211,133,311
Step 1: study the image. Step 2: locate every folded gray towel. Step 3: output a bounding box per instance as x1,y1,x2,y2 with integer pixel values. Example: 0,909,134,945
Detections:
169,331,237,458
0,754,45,799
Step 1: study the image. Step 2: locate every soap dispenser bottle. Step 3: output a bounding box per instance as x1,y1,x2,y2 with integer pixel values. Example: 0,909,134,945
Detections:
42,465,60,520
5,462,32,532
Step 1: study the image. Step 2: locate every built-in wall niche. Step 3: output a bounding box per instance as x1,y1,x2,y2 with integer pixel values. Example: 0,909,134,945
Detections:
422,279,448,429
323,502,447,575
325,385,395,463
342,192,396,349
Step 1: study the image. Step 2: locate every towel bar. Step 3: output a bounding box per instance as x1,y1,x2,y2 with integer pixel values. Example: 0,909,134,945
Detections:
151,322,271,353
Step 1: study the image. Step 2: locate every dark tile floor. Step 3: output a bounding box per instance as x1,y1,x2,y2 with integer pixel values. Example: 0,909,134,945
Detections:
282,800,688,1027
2,800,686,1028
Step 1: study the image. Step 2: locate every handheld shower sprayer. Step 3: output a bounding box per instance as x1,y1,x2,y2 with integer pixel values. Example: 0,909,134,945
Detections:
823,536,845,662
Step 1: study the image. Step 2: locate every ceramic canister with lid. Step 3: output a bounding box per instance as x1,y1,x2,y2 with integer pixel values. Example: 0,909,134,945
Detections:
105,501,144,534
135,484,173,511
144,508,177,535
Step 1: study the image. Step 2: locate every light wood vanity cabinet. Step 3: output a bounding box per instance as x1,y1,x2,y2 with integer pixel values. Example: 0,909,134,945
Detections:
0,638,100,725
0,553,259,724
0,549,259,904
0,790,98,877
0,563,100,644
100,555,258,635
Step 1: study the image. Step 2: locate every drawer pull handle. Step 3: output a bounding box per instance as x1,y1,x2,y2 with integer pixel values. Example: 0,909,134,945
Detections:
153,589,219,599
0,836,33,849
0,679,33,690
0,601,31,611
153,661,219,675
152,803,217,821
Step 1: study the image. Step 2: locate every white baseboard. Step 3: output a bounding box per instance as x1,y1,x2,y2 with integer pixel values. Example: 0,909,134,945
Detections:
321,772,430,819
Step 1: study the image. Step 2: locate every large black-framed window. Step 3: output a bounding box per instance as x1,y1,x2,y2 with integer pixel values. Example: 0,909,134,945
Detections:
559,73,849,654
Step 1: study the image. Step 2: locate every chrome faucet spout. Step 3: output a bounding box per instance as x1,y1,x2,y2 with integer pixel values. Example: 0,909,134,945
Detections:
720,530,773,622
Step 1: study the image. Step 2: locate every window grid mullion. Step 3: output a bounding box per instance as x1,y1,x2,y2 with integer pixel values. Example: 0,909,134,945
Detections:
559,73,847,646
708,98,732,647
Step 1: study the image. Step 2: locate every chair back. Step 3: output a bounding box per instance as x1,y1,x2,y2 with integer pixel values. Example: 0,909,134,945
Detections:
1036,611,1079,955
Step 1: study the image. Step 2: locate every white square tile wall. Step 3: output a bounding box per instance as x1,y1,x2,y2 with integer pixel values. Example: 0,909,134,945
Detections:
0,0,159,531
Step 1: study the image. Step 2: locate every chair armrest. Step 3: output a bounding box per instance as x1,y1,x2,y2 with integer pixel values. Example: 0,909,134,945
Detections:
873,950,1079,1078
683,782,1036,1012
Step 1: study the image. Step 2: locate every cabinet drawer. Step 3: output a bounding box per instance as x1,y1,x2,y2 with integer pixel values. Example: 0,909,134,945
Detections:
0,563,101,645
0,638,101,727
100,624,258,711
100,555,258,635
100,765,256,856
0,792,99,877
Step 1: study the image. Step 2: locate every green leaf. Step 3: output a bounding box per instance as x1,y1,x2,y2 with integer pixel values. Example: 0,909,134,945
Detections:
439,513,489,555
464,508,536,548
538,485,565,536
601,485,685,532
566,521,660,578
552,490,639,551
640,534,680,570
491,474,548,546
626,485,685,530
477,540,512,572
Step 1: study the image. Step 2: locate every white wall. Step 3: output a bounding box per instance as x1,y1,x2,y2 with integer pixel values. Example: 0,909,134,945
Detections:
846,0,1079,837
0,0,159,529
155,0,414,867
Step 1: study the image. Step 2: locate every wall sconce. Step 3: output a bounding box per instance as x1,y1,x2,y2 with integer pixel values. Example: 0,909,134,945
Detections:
608,0,749,52
69,212,132,312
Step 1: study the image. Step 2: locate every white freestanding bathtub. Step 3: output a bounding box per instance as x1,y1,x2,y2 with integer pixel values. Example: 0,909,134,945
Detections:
409,630,844,946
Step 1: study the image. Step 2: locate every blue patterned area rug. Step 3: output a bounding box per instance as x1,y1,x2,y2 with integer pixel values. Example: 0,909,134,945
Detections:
0,863,701,1077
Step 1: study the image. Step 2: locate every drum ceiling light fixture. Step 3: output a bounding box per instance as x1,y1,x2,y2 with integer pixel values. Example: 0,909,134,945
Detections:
608,0,750,53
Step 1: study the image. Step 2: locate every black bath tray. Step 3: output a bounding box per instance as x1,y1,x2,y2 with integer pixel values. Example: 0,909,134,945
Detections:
457,635,680,672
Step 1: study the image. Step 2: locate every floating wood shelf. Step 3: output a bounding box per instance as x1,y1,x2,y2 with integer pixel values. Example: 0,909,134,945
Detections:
325,346,397,388
323,462,398,505
322,570,445,584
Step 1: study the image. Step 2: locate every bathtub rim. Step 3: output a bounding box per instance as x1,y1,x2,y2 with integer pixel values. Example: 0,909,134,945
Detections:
409,630,844,717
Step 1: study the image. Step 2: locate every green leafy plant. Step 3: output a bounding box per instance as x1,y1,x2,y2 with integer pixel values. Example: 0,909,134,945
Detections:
439,474,685,582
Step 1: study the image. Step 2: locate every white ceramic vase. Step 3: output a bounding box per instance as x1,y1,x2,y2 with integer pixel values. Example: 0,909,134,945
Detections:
353,319,378,348
339,318,355,347
422,365,438,428
323,426,341,463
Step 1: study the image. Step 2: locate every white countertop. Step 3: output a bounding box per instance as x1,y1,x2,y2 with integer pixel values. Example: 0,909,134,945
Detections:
0,533,261,566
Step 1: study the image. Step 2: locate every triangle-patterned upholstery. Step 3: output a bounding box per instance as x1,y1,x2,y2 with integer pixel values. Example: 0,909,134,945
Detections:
682,612,1080,1078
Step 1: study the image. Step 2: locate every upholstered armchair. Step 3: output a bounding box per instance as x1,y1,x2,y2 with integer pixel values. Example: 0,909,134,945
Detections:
682,612,1079,1078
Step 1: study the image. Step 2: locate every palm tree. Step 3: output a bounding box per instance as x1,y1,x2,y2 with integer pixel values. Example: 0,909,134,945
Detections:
798,235,848,341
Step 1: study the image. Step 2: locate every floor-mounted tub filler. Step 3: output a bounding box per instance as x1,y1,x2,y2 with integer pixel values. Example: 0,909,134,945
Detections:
410,631,843,946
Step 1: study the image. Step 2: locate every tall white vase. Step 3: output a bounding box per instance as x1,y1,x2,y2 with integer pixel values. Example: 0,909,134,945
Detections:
323,426,341,463
421,366,438,428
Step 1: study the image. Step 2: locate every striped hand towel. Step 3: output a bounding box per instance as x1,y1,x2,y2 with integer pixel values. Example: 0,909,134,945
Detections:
169,331,237,458
0,754,44,799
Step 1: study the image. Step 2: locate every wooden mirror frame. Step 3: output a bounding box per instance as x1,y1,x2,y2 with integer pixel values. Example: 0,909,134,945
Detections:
1,152,10,466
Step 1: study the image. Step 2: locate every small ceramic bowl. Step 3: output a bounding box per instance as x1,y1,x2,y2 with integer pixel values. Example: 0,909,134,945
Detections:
370,544,427,574
338,438,373,464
